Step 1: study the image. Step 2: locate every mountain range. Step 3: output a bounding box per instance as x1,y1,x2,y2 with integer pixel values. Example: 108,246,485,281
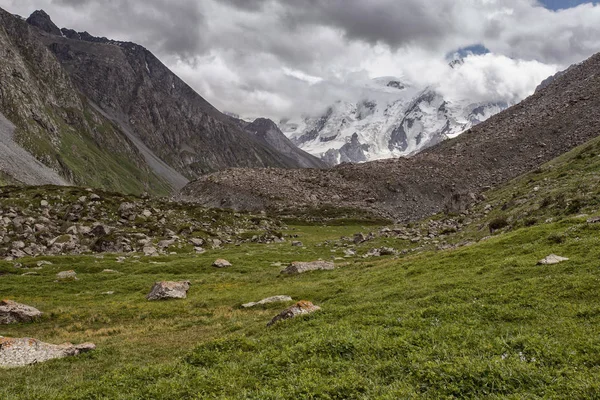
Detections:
280,76,507,165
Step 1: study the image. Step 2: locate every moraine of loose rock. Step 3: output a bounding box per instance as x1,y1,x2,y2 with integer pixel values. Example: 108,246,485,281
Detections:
538,254,569,265
146,281,191,300
242,295,293,308
212,259,232,268
267,301,321,326
0,300,42,324
0,337,95,368
281,261,334,274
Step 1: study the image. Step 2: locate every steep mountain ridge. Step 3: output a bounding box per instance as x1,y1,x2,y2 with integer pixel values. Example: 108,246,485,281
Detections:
29,10,317,178
0,8,319,194
180,51,600,221
281,77,506,164
233,117,326,169
0,8,171,195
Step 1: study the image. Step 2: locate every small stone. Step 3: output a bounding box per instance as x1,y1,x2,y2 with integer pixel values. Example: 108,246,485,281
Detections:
40,200,49,207
0,300,43,324
56,270,78,281
189,238,204,247
36,261,52,267
291,241,303,247
89,194,101,201
537,254,569,265
102,269,119,273
102,291,115,295
281,261,334,274
212,259,232,268
146,281,191,300
143,246,158,257
267,301,321,326
242,295,293,308
194,247,206,254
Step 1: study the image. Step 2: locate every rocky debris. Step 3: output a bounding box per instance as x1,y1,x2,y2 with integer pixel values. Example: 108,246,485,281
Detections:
267,301,321,326
242,295,293,308
0,186,283,260
0,337,95,368
146,281,191,300
0,300,42,324
56,270,78,281
537,254,569,265
344,249,356,257
281,261,335,275
364,247,398,257
212,259,232,268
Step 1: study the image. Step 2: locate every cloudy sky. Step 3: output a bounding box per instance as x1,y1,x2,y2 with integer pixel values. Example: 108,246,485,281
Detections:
1,0,600,119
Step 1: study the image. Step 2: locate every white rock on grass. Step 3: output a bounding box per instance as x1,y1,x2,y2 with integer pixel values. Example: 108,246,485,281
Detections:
56,270,78,281
242,295,293,308
146,281,191,300
281,261,334,275
0,300,42,324
0,337,95,368
537,254,569,265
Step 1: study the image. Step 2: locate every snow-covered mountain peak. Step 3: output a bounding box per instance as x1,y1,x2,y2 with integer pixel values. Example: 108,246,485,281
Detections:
279,77,509,165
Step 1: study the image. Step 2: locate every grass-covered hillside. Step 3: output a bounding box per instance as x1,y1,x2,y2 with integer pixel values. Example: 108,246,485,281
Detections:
2,136,600,398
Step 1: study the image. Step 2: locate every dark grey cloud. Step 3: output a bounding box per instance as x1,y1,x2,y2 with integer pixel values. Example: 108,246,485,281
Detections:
49,0,206,60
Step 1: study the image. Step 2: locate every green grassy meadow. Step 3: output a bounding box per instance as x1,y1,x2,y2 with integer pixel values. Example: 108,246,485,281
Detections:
1,217,600,399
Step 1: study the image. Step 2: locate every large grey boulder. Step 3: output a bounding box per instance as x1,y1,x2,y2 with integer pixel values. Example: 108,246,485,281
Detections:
146,281,191,300
242,295,293,308
212,259,232,268
281,261,334,275
267,301,321,326
0,337,95,368
0,300,42,324
56,270,78,281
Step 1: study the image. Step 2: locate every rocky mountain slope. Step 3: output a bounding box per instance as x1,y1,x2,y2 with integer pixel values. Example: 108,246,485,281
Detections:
0,9,319,194
233,118,326,169
28,10,318,179
180,51,600,221
280,77,506,164
0,8,171,195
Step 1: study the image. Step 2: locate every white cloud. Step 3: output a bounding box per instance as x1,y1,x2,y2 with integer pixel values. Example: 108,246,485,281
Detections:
0,0,598,119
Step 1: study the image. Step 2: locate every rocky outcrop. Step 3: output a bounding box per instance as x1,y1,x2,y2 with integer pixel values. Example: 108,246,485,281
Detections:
146,281,191,300
267,301,321,326
180,50,600,221
0,337,95,368
0,300,42,324
281,261,335,274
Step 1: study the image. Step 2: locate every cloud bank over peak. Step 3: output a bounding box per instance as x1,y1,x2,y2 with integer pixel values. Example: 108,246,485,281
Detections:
1,0,598,119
